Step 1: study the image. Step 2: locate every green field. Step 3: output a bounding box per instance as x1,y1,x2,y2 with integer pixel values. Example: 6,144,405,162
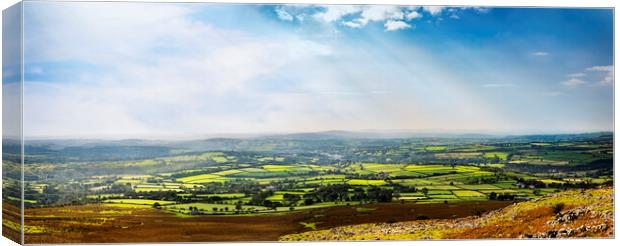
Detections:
103,199,176,206
18,132,612,218
425,146,448,151
483,152,509,160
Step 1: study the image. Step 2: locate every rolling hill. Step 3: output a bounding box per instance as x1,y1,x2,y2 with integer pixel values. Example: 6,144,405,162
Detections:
281,187,614,240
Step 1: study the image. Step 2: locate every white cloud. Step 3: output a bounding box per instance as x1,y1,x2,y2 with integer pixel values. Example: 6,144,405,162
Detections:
273,5,311,22
532,51,549,56
384,20,411,31
567,72,585,77
360,6,404,22
405,10,422,20
561,78,586,87
459,6,490,13
285,5,488,31
473,7,490,13
313,5,361,23
563,65,613,87
335,6,407,30
597,76,613,86
25,3,590,137
342,20,364,28
23,2,337,138
24,2,198,63
296,14,305,22
442,6,488,19
587,65,613,72
587,65,613,86
275,7,294,21
422,6,445,16
313,5,423,31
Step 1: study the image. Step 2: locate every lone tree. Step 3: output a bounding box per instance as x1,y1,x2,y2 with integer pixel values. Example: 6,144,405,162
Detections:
552,203,565,214
152,202,162,209
488,192,497,200
421,188,429,197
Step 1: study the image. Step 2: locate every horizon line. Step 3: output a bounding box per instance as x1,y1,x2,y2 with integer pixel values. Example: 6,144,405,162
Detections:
6,129,614,142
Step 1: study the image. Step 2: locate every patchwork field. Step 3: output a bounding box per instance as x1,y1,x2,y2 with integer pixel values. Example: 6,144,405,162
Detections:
4,132,612,242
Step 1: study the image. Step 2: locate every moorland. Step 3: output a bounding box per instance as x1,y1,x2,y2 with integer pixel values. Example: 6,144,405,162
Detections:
1,131,614,242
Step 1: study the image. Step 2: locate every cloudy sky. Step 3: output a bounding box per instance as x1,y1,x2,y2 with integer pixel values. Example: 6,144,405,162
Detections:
19,2,613,138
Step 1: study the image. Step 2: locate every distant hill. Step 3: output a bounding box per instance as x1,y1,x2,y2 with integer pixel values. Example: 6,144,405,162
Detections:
281,187,613,240
268,130,375,140
18,131,613,162
266,130,502,140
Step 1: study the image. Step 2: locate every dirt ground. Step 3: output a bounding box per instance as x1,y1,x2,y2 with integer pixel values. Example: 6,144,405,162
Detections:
16,201,512,243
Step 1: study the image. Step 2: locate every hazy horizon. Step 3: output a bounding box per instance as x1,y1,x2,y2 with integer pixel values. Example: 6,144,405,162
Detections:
15,3,614,139
14,129,613,142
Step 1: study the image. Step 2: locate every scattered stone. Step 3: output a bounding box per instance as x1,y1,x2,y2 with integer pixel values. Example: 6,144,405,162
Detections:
577,225,587,233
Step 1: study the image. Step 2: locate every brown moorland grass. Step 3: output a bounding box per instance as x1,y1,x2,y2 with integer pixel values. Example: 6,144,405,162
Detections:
280,188,614,241
2,201,22,243
21,200,512,243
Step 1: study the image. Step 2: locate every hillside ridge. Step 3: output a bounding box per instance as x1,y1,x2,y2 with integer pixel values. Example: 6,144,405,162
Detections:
281,187,614,240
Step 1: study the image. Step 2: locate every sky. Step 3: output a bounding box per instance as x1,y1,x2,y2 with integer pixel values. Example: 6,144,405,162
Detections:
17,2,614,139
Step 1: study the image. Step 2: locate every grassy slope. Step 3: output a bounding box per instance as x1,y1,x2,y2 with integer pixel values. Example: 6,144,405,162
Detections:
281,188,613,241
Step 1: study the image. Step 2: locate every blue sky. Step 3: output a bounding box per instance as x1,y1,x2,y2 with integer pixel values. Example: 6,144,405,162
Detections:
19,2,613,138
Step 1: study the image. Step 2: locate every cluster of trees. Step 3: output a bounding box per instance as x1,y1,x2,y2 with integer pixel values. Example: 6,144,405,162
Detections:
105,183,134,194
391,183,418,193
464,176,504,185
303,185,394,204
155,202,249,215
504,159,612,175
345,172,391,180
246,190,289,209
23,181,91,207
244,184,396,208
487,192,516,201
516,178,601,189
